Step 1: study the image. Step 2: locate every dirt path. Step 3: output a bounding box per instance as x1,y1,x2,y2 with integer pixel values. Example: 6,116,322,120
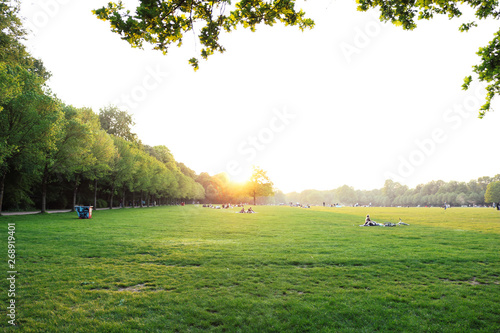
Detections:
1,207,124,216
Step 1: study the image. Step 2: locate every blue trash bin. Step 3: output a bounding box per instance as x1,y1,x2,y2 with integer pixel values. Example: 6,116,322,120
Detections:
75,206,93,219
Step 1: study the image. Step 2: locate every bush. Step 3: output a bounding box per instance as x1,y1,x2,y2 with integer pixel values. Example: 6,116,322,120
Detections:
96,199,108,208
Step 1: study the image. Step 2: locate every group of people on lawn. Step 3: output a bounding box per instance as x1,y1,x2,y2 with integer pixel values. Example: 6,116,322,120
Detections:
362,214,409,227
238,207,255,214
202,203,256,213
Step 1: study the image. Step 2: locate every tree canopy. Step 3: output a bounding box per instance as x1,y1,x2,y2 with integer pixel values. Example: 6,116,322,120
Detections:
356,0,500,117
99,105,138,142
1,0,498,212
246,166,274,205
0,1,206,213
0,0,61,213
485,181,500,204
94,0,500,117
282,175,500,208
92,0,314,70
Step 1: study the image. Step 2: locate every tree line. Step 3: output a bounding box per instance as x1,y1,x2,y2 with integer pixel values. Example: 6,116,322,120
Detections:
0,2,205,213
0,0,269,212
197,167,274,206
0,101,207,212
1,1,499,212
284,177,500,207
1,1,279,213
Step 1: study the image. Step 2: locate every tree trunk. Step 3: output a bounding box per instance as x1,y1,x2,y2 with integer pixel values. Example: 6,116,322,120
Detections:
109,184,115,209
72,175,80,212
122,187,126,208
94,179,98,209
41,166,48,213
0,172,6,215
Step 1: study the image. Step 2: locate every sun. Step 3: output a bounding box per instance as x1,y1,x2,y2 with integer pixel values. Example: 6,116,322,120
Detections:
229,165,252,184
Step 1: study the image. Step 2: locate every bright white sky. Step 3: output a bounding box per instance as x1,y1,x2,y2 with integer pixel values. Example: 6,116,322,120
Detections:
19,0,500,193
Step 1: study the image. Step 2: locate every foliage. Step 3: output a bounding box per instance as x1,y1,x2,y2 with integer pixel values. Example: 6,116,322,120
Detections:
93,0,314,70
93,0,500,115
38,105,101,212
0,63,22,111
3,0,498,211
0,0,50,79
356,0,500,117
336,185,357,205
485,181,500,203
0,100,206,211
0,0,59,213
0,70,62,213
284,175,500,207
246,166,274,205
463,30,500,118
99,105,138,142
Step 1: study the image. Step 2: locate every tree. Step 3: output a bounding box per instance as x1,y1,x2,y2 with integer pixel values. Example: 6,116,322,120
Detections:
175,161,205,202
0,0,59,214
196,172,214,191
196,172,228,203
356,0,500,117
420,180,445,196
130,149,153,207
274,190,286,204
382,179,408,205
0,0,24,112
178,162,197,179
141,144,204,204
38,105,97,212
88,129,116,208
99,105,138,142
105,136,138,208
93,0,314,70
0,71,62,214
205,184,219,203
457,192,468,206
0,0,50,79
0,63,22,111
485,181,500,205
300,189,324,205
96,0,499,116
246,166,274,205
336,185,357,206
467,192,482,206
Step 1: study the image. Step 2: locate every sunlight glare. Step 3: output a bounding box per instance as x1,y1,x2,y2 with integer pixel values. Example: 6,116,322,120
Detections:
229,165,252,184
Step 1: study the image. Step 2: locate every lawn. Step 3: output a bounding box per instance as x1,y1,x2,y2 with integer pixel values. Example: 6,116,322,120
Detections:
1,205,499,332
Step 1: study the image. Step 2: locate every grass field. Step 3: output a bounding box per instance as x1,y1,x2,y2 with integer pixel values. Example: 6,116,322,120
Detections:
1,205,500,332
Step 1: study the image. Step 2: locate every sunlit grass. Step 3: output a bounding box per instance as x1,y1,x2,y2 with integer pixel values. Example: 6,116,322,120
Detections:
313,206,500,233
1,206,499,332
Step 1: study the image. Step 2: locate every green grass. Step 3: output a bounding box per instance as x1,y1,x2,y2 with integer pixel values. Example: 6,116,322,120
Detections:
1,206,500,332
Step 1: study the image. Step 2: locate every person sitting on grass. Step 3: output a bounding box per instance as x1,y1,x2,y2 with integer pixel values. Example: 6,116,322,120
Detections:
247,207,255,213
363,214,377,226
238,207,245,213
